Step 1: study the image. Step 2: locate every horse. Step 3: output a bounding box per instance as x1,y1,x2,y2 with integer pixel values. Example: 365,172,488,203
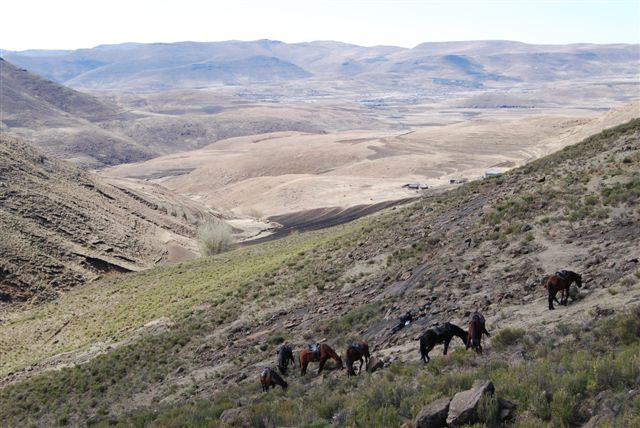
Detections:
467,313,490,355
419,322,468,363
345,340,370,376
544,270,582,310
299,343,343,375
260,367,288,392
276,343,295,375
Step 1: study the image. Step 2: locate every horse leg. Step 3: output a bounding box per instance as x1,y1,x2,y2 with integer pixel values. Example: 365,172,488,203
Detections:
301,359,307,376
443,338,451,355
425,345,433,363
318,357,327,374
548,290,556,310
358,358,363,374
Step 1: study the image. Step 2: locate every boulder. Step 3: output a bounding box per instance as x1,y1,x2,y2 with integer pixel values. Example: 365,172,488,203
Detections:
415,396,451,428
446,380,495,427
219,407,249,426
366,356,385,373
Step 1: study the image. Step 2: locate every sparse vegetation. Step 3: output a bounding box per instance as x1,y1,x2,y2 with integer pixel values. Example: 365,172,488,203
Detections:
1,119,639,427
25,307,635,428
197,219,235,255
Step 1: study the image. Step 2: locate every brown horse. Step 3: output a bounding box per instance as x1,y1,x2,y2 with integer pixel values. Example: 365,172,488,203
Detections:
276,343,295,375
419,322,468,363
299,343,343,375
345,340,370,376
260,367,288,392
544,270,582,310
467,313,490,355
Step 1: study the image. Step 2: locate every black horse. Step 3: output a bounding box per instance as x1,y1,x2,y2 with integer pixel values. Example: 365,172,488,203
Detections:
419,322,468,363
276,344,295,374
260,367,288,392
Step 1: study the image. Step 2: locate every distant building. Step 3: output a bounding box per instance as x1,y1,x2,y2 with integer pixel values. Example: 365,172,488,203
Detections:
484,170,504,178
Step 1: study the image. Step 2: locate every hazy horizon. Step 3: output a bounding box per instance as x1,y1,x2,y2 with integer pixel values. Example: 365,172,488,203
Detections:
3,37,640,55
2,0,638,51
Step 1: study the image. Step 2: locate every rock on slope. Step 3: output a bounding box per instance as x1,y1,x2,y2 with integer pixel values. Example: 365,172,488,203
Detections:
0,133,213,303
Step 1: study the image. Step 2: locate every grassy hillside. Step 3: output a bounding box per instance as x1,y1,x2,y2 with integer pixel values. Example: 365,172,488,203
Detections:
0,119,638,427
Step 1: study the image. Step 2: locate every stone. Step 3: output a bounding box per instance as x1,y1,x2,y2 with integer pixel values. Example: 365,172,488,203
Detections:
220,408,248,425
415,396,451,428
446,380,495,427
366,356,385,373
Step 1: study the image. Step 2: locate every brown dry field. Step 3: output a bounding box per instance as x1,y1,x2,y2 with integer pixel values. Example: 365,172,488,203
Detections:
103,100,640,222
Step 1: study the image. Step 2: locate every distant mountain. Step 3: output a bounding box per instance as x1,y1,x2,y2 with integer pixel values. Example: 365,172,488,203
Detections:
3,40,637,91
0,58,154,166
0,133,214,303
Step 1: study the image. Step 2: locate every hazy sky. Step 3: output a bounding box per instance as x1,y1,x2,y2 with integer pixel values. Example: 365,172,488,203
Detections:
2,0,639,51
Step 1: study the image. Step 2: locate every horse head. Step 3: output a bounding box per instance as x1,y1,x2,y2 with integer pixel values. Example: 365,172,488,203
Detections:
576,273,582,288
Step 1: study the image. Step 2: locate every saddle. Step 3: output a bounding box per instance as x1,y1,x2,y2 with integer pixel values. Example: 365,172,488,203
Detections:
556,270,571,280
261,367,271,377
308,343,320,358
349,342,363,352
431,323,450,335
278,344,290,354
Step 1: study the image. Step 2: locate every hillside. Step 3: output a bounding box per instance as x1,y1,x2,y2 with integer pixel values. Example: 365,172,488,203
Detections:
0,120,638,426
0,58,156,167
0,133,218,303
2,40,637,91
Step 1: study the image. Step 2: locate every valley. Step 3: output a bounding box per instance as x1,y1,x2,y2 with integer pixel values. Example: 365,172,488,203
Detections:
0,38,639,427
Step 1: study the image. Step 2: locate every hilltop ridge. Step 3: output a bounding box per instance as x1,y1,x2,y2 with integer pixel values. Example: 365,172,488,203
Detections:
0,58,153,166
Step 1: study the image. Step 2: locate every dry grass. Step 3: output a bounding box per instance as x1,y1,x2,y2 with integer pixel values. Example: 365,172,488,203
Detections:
197,219,235,256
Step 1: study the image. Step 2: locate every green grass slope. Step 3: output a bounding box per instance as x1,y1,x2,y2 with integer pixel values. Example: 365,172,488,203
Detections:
1,119,639,427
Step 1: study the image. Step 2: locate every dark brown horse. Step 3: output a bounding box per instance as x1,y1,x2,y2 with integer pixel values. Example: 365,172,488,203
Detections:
260,367,288,392
299,343,343,375
544,270,582,310
419,322,468,363
345,340,370,376
276,343,295,375
467,313,490,355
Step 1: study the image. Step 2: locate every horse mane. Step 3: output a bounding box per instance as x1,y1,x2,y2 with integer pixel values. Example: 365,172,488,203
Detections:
449,323,468,344
323,344,343,365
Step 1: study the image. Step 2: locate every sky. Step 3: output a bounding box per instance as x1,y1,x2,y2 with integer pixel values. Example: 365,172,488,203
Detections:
1,0,639,51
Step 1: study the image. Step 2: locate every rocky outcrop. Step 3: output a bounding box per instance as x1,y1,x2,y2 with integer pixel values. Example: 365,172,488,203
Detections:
366,355,385,373
415,396,451,428
219,407,249,426
446,380,495,426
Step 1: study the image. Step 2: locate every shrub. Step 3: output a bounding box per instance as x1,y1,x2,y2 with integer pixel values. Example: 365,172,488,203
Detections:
491,328,526,350
197,219,235,256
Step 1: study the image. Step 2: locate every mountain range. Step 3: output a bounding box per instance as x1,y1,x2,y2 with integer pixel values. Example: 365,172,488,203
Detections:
3,40,638,91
